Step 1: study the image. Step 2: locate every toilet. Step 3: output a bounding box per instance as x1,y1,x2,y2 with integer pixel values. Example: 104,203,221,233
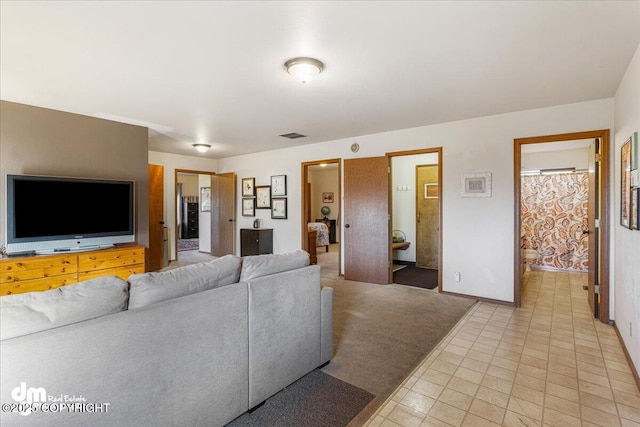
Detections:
524,249,539,271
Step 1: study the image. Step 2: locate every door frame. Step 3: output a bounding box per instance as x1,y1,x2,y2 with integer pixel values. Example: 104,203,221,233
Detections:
174,169,216,259
513,129,611,323
387,148,443,291
301,158,341,274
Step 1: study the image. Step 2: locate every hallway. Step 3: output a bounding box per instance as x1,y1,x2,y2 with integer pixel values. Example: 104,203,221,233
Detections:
367,269,640,426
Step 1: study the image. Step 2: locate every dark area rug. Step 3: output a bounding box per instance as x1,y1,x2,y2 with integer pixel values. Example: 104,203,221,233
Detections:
226,370,374,427
177,238,199,252
393,264,438,290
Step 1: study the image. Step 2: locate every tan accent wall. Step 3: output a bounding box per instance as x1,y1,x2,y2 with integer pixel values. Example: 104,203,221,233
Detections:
308,167,339,221
178,174,200,198
0,101,150,249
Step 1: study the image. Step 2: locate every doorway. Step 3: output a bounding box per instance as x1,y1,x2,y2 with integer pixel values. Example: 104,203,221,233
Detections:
174,169,236,264
389,149,442,291
301,159,341,277
514,130,610,323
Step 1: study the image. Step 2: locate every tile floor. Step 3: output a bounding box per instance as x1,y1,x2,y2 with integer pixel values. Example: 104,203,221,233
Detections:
365,269,640,427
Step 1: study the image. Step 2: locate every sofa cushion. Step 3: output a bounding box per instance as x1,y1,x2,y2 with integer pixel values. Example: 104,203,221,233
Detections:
128,254,242,309
0,275,129,341
240,250,310,282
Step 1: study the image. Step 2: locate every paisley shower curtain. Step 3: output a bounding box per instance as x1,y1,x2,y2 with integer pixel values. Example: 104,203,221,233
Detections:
521,172,589,271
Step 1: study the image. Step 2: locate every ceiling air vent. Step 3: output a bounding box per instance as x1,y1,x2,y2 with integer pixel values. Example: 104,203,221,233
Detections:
279,132,307,139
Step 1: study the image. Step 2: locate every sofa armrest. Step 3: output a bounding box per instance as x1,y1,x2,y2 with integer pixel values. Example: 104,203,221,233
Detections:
246,265,322,408
321,286,333,364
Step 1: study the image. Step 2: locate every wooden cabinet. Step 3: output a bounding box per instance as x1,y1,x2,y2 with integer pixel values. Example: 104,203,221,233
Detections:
240,228,273,256
0,245,146,295
182,201,199,239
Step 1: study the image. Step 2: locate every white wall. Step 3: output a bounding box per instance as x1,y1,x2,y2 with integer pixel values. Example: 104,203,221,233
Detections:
198,174,212,252
218,98,613,303
148,151,217,260
521,147,590,170
613,44,640,374
391,153,438,262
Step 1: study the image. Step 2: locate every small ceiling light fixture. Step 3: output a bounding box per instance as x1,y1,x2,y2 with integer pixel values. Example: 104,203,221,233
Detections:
192,144,211,153
284,57,324,83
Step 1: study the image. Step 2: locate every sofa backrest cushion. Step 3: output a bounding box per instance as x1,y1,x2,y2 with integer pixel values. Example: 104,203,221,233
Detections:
128,254,242,309
240,250,310,282
0,275,129,341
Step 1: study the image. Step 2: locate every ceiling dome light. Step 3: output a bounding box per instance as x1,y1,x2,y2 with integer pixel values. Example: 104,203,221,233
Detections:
192,144,211,153
284,57,324,83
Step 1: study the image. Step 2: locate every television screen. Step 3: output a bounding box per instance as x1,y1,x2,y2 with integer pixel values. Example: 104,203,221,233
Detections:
6,174,135,254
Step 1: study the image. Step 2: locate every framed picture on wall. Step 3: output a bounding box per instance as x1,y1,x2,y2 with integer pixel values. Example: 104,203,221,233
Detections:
256,185,271,209
424,183,438,199
621,138,631,228
322,192,334,203
271,174,287,196
242,177,255,197
271,197,287,219
242,198,255,217
200,187,211,212
461,172,491,197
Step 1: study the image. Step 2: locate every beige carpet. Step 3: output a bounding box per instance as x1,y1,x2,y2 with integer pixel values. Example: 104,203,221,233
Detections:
320,277,476,423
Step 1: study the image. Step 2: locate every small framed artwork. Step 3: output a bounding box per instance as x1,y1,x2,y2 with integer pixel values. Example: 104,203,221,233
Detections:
461,172,492,198
256,185,271,209
200,187,211,212
621,139,631,228
322,192,334,203
271,174,287,196
424,183,438,199
242,198,255,217
242,177,255,197
271,197,287,219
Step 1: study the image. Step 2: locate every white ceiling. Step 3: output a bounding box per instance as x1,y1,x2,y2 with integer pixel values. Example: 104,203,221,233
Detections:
1,1,639,159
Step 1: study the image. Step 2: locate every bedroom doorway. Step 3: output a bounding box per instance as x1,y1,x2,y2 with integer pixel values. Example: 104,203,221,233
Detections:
174,169,221,264
514,130,610,323
301,158,341,278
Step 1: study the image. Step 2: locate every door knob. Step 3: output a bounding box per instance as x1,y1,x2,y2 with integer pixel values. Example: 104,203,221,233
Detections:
345,224,350,228
160,221,165,225
228,219,233,222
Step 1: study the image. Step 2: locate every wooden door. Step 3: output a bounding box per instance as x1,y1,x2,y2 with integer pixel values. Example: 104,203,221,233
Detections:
211,173,236,256
416,164,439,269
587,139,599,317
344,157,390,284
148,164,165,271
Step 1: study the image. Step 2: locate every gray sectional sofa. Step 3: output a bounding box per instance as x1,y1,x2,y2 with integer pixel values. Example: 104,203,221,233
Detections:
0,250,333,426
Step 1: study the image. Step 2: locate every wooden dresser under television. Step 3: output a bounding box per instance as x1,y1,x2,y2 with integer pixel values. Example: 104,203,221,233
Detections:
0,244,146,296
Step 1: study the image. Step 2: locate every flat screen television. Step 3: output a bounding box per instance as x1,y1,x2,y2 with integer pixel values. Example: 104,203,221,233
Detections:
6,174,135,255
